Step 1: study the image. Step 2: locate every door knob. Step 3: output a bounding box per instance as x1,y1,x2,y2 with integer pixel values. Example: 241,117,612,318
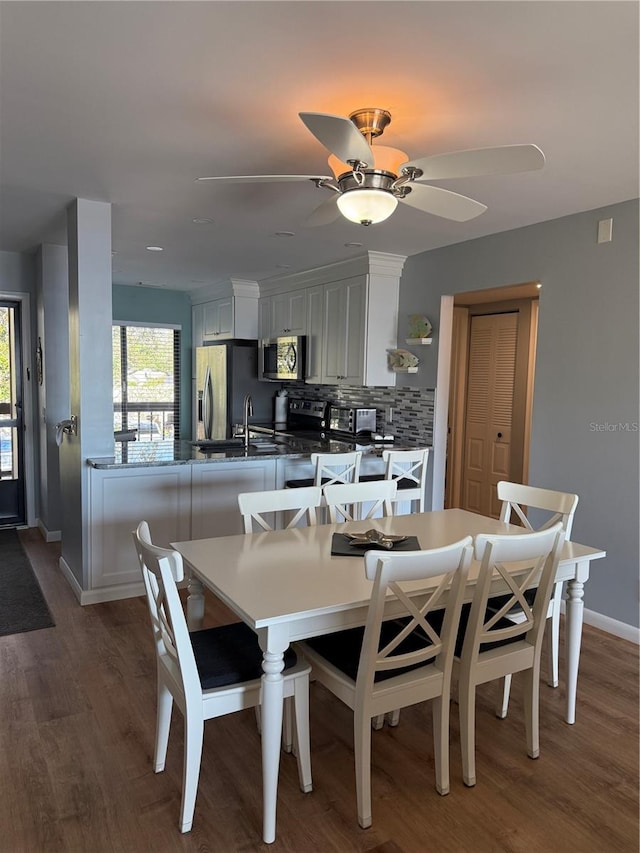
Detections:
497,432,503,438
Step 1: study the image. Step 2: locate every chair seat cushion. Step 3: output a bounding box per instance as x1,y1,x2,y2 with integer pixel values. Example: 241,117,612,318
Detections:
359,474,418,491
485,587,536,617
190,622,297,690
285,477,334,488
304,613,444,683
285,477,315,488
454,602,528,657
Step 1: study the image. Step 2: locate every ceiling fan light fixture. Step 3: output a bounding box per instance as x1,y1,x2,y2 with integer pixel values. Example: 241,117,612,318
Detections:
337,189,398,226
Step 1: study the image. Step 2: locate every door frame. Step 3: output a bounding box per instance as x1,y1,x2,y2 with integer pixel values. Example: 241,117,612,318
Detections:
0,290,35,527
432,282,540,511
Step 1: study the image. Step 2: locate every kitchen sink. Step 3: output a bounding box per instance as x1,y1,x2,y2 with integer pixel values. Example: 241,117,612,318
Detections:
249,437,281,451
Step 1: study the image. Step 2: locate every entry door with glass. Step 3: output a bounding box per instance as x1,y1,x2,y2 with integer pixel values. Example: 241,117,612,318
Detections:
0,301,25,526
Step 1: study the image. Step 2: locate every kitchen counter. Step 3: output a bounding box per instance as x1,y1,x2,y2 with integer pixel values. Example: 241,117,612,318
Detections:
84,431,431,605
87,433,428,469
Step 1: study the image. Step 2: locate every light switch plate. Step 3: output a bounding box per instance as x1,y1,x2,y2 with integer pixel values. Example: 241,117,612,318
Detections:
597,218,613,243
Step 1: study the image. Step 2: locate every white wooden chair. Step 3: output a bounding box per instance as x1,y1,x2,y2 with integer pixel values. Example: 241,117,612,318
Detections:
360,448,429,512
311,450,362,487
493,481,579,718
300,538,473,828
238,485,323,533
383,448,430,513
132,521,312,834
456,523,565,787
323,479,398,523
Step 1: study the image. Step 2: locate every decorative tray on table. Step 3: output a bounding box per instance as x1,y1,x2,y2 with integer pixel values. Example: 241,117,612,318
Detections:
331,529,420,556
346,529,408,550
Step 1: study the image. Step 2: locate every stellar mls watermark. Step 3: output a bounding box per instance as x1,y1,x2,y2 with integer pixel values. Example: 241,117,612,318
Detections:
589,421,639,432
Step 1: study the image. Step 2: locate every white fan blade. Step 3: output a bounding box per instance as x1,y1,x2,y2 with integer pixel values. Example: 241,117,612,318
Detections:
399,184,487,221
299,112,373,166
196,174,331,183
305,195,341,227
403,144,545,181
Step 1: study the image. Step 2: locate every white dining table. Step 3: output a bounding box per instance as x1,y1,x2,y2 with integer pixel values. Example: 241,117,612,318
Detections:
172,508,605,844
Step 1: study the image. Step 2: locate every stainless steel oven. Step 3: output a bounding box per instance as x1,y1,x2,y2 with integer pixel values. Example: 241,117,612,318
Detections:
260,335,306,381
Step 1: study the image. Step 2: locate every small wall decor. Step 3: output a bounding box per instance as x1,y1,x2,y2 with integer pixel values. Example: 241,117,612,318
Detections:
387,348,419,373
407,314,433,340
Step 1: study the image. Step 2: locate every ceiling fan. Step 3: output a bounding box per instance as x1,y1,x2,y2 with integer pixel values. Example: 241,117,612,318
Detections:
197,108,545,227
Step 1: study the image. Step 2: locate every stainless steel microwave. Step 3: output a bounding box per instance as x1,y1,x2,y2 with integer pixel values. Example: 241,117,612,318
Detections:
260,335,306,381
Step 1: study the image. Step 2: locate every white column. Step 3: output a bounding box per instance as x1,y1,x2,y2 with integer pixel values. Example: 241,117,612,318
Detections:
59,199,113,590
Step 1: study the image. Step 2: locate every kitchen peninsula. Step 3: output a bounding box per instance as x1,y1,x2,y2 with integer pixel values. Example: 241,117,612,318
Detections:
83,433,427,605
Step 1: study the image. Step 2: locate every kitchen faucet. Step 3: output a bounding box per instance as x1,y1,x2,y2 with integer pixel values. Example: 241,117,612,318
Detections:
243,394,253,449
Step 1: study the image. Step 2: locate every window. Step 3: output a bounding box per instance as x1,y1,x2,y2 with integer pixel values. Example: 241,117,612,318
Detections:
113,323,180,441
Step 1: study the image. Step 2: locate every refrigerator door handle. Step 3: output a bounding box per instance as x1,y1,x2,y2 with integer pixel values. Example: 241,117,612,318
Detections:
203,365,214,439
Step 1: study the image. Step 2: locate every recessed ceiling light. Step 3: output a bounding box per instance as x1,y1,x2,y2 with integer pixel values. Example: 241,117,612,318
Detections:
192,217,214,224
274,231,295,237
146,245,164,252
345,242,363,248
276,264,292,269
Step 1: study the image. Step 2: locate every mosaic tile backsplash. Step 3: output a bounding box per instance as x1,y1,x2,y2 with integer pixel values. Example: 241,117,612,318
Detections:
286,382,435,446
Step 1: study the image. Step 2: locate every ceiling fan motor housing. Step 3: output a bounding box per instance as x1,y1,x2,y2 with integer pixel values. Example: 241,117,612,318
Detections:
349,108,392,141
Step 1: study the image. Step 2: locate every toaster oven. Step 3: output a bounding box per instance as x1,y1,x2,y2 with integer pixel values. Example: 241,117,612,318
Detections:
328,406,377,436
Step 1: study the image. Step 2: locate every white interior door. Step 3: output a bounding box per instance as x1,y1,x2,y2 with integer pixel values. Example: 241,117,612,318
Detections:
461,312,517,517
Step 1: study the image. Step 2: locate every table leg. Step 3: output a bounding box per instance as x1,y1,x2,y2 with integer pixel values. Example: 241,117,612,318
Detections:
186,573,205,630
259,627,287,844
565,575,585,725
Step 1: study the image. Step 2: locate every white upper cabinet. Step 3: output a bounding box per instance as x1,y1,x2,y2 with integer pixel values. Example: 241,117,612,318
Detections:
262,290,308,338
192,282,260,351
322,277,366,385
203,297,233,340
259,296,271,341
259,252,405,387
304,285,324,383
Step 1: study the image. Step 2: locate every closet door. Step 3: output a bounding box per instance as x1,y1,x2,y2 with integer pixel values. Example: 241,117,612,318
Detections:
461,312,517,517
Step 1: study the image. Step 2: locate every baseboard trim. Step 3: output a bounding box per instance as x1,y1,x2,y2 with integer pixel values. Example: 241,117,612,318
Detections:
58,556,152,606
78,581,146,606
58,556,83,603
583,607,640,644
561,600,639,644
38,519,61,542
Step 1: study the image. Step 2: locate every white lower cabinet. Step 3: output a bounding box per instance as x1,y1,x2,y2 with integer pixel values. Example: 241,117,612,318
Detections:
88,460,277,600
88,465,192,591
191,460,276,540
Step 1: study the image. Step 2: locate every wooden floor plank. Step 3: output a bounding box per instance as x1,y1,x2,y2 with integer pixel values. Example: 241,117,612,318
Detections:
0,528,637,852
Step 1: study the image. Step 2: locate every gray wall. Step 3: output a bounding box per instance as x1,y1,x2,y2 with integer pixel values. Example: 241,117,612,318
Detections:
112,284,192,438
0,250,36,295
399,199,639,627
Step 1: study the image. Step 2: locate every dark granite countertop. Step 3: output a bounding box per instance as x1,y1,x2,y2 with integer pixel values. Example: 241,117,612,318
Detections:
87,431,430,470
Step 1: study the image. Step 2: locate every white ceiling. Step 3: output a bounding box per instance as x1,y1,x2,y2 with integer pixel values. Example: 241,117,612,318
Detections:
1,1,638,292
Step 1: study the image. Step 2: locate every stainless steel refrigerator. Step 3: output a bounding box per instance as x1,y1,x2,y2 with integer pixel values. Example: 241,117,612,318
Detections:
195,340,273,440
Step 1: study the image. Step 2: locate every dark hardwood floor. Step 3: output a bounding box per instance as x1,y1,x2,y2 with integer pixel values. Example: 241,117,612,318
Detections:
1,528,638,852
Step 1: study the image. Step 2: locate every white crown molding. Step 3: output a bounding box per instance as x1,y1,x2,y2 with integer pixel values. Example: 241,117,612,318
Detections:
230,278,260,298
258,251,407,296
190,278,259,304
